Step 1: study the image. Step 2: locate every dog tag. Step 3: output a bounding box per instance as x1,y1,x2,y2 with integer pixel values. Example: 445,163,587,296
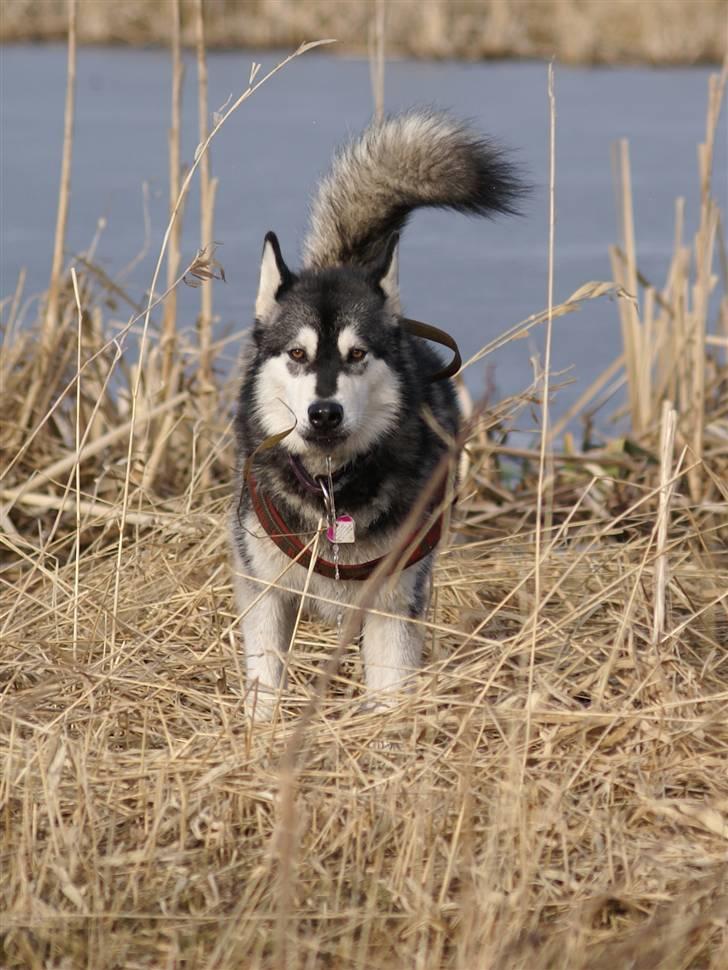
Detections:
327,514,355,544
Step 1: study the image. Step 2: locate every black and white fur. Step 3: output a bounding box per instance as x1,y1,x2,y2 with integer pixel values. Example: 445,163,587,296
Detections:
232,110,524,718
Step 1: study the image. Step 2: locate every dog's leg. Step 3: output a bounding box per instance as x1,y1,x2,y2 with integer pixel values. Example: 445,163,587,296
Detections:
361,612,424,701
360,561,431,706
232,548,297,719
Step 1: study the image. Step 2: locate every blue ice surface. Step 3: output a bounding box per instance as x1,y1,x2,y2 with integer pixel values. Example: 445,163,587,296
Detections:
1,45,725,435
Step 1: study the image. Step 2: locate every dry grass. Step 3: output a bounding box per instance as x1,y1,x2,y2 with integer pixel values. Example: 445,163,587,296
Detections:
2,0,727,65
1,9,728,969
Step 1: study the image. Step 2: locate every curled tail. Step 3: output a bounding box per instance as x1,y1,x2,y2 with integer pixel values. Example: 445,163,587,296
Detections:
302,109,526,271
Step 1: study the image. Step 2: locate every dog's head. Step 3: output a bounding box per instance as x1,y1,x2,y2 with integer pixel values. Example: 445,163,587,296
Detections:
250,231,404,466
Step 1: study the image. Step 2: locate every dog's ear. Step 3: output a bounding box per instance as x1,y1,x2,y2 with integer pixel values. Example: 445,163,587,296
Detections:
370,233,400,316
256,231,293,321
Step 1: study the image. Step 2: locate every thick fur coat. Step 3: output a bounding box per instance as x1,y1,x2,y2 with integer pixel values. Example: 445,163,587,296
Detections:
231,110,524,717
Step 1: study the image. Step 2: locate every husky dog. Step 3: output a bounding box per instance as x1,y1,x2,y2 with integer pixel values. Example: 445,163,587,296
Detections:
232,110,523,718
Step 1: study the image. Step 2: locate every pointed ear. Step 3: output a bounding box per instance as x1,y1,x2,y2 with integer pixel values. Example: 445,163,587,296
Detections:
255,231,293,321
370,233,400,315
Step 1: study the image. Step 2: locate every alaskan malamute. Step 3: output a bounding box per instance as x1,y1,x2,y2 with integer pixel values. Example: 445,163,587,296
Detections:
232,110,523,717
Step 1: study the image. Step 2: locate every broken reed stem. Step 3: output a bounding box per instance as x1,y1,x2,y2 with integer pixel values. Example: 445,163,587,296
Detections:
699,70,726,207
369,0,386,123
140,360,184,492
652,201,686,422
161,0,183,394
462,279,632,377
611,138,645,434
653,400,677,645
195,0,216,490
273,535,324,970
196,0,215,397
43,0,76,347
70,267,82,660
523,62,556,781
0,488,210,534
3,267,26,350
549,351,625,441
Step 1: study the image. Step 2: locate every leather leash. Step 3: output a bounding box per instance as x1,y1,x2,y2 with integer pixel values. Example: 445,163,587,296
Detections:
400,317,462,382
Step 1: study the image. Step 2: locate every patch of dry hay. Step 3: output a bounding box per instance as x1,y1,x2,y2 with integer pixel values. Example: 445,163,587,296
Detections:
2,447,728,968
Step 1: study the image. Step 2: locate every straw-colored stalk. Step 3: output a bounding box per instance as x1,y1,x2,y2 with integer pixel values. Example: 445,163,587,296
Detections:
69,268,83,660
12,0,76,457
195,0,218,490
196,0,216,395
0,487,210,533
43,0,76,348
610,139,645,434
524,62,557,778
1,267,26,348
161,0,183,394
369,0,386,123
652,399,677,645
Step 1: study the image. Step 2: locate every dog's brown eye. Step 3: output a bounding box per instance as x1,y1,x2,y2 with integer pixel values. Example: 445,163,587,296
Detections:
288,348,307,363
348,347,367,362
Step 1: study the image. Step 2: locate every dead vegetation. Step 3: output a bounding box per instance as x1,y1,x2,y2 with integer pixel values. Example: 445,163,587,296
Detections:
2,0,727,66
1,5,727,968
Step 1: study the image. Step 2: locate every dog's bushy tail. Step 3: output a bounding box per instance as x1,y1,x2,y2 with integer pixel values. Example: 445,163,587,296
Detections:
302,109,526,271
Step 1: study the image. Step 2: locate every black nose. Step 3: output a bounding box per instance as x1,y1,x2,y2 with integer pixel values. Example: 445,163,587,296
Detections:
308,400,343,432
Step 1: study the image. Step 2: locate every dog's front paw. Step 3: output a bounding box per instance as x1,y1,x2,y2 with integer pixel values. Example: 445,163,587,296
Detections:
367,736,403,754
244,684,282,722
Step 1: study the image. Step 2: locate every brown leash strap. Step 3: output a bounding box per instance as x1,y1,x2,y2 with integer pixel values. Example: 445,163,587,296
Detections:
400,317,462,382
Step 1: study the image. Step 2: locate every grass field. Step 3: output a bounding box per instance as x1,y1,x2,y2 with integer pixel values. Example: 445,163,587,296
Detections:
1,8,727,969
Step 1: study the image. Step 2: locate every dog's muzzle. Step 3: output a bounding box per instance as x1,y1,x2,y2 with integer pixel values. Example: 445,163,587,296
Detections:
307,399,344,437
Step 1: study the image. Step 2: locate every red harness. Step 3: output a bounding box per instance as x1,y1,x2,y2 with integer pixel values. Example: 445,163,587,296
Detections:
248,473,446,581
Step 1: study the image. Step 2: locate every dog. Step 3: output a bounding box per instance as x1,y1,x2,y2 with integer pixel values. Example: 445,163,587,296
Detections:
231,110,524,718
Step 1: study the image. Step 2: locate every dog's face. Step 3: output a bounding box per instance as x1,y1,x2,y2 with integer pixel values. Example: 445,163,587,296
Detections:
250,232,404,466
